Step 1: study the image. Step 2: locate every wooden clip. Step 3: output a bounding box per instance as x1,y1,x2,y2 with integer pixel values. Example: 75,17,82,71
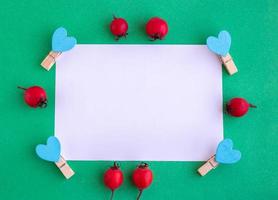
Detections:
197,155,219,176
55,156,75,179
41,51,61,71
220,53,238,75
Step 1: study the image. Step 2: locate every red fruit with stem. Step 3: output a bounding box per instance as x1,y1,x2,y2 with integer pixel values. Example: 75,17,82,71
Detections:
132,162,153,200
104,162,124,200
146,17,168,40
18,86,47,108
226,97,256,117
110,16,128,40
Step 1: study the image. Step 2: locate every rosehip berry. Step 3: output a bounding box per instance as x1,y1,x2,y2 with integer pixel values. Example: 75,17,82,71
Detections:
110,16,128,40
226,97,256,117
146,17,168,40
104,162,124,200
132,162,153,200
18,86,47,108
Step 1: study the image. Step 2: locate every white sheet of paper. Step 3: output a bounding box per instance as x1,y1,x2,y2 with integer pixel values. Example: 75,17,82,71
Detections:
55,45,223,161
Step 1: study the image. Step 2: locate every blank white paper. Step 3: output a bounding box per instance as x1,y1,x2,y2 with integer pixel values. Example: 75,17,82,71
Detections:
55,45,223,161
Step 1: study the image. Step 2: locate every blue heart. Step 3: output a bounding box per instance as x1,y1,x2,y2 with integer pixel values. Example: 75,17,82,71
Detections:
52,27,77,52
216,138,241,164
36,136,61,162
206,30,231,56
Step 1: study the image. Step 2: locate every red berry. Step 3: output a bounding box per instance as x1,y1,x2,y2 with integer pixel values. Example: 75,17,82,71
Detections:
104,162,124,200
132,163,153,200
226,97,256,117
110,16,128,40
146,17,168,40
18,86,47,108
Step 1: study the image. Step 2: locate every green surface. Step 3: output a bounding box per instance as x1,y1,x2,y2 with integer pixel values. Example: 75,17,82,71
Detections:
0,0,277,199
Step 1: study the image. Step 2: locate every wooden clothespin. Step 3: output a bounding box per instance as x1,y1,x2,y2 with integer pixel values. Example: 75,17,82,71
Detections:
41,27,77,71
197,155,219,176
198,138,241,176
36,136,75,179
207,30,238,75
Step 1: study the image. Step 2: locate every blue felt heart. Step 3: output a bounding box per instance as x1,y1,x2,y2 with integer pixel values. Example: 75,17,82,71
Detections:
206,30,231,56
215,138,241,164
52,27,77,52
36,136,61,162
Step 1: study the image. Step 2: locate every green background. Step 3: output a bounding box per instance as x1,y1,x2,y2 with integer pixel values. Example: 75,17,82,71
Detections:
0,0,277,199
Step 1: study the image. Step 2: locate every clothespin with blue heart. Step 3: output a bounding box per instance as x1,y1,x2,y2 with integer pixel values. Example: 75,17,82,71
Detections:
41,27,77,71
197,138,241,176
207,30,238,75
36,136,75,179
